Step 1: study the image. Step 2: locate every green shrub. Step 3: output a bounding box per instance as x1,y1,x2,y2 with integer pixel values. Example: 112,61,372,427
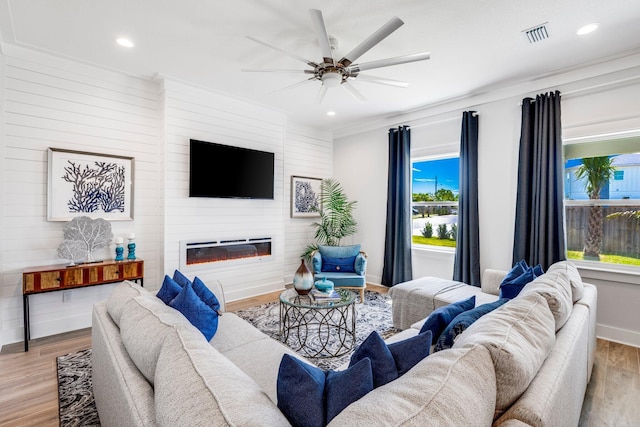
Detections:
421,222,433,238
437,224,448,239
449,224,457,240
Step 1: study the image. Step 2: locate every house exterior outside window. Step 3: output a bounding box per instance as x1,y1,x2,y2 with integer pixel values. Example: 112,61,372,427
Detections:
564,137,640,268
411,157,459,248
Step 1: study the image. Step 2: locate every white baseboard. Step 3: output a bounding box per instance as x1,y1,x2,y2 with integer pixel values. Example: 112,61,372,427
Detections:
597,323,640,348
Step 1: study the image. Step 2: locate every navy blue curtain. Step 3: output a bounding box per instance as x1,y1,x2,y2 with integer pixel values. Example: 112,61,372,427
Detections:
513,91,566,270
382,126,413,286
453,111,481,287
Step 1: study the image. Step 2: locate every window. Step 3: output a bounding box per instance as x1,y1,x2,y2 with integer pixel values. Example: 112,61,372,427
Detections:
564,135,640,267
411,157,459,248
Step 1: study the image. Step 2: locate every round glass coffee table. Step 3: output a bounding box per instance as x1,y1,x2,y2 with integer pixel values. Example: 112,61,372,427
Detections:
279,288,356,358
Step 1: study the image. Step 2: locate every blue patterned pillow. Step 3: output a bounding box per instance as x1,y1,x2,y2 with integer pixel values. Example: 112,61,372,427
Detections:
169,281,219,340
277,354,373,427
435,299,509,351
320,256,357,273
156,275,182,304
419,296,476,339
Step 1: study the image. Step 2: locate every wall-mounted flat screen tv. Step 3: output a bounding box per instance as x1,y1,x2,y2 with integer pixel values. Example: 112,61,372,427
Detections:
189,139,274,199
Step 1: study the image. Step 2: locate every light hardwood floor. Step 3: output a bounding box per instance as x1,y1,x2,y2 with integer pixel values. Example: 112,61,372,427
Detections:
0,286,638,427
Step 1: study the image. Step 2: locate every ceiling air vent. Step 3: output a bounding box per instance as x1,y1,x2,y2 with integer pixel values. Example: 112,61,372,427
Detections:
522,23,549,43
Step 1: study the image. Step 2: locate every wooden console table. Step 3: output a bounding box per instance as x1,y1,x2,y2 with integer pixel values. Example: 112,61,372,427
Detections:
22,259,144,351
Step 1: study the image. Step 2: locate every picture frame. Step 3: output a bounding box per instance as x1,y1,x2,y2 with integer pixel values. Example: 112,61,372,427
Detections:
291,176,322,218
47,148,134,221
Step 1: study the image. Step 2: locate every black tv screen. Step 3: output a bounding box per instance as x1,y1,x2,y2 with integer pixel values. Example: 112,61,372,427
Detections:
189,139,274,199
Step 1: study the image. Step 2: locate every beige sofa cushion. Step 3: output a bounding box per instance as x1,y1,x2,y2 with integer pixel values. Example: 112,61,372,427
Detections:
547,260,585,303
120,294,195,384
453,292,556,420
328,344,496,426
154,322,290,427
106,280,150,326
520,270,573,331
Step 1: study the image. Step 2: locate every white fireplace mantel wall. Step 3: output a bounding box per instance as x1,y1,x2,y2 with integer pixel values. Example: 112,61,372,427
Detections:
0,45,333,348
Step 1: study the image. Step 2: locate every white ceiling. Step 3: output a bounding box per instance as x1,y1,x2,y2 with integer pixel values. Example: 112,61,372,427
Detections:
1,0,640,133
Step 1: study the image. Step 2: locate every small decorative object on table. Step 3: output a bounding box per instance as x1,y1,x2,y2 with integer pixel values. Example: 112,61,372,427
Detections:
310,288,342,302
56,216,112,265
314,277,334,293
127,233,136,260
293,259,313,295
114,237,124,261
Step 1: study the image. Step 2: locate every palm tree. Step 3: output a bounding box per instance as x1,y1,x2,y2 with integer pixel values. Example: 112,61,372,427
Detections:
574,156,616,260
301,178,358,260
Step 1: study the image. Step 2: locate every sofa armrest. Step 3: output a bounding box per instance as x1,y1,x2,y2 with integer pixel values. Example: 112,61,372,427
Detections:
481,269,507,296
312,251,322,274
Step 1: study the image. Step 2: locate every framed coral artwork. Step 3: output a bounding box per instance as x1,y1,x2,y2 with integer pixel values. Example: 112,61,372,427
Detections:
47,148,134,221
291,176,321,218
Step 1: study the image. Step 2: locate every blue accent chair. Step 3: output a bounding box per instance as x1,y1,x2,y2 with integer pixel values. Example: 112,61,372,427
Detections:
312,245,367,302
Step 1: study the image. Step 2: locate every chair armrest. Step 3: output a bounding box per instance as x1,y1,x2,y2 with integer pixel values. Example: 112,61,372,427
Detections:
311,251,322,274
355,251,368,275
481,269,507,296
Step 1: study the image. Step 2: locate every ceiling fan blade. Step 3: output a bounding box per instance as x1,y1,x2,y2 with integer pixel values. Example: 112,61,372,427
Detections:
247,36,318,67
347,52,430,73
338,16,404,67
242,69,315,74
342,81,367,103
309,9,334,64
352,74,409,88
315,85,329,104
271,77,317,95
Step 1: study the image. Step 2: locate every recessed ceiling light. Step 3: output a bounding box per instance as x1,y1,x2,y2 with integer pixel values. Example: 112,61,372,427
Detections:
577,23,598,36
116,38,134,48
327,111,336,116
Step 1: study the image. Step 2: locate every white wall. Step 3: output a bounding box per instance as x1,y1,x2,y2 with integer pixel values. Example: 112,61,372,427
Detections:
162,79,288,302
283,122,333,283
334,55,640,347
0,46,164,346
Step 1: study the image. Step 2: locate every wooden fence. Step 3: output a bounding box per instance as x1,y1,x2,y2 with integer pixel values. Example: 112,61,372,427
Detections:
566,206,640,258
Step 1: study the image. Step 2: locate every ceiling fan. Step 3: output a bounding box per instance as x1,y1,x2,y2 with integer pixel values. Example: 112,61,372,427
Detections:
244,9,430,104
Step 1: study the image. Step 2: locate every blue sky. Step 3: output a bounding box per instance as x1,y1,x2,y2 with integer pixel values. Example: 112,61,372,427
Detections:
412,158,459,195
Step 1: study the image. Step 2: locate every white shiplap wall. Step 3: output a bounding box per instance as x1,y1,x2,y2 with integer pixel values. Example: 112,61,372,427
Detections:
162,79,289,302
0,47,163,346
283,122,333,283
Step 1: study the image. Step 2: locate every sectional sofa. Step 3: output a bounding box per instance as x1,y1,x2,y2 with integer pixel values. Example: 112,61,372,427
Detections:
92,260,596,426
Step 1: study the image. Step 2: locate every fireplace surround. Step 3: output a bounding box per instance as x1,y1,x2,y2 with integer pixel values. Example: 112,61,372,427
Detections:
179,237,272,271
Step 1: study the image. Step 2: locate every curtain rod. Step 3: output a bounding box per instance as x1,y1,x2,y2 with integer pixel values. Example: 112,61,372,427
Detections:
519,74,640,105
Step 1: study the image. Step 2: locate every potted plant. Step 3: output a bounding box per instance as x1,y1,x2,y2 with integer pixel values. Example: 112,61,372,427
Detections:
301,178,358,261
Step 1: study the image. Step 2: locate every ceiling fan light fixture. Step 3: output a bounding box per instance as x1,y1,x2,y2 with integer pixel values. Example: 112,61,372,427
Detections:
321,72,342,87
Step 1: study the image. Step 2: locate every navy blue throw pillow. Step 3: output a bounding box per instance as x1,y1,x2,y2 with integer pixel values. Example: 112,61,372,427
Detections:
277,354,373,427
499,266,540,299
501,259,529,284
320,256,357,273
419,296,476,339
169,281,219,340
349,331,397,388
156,275,182,304
434,298,509,351
172,269,191,287
387,330,432,376
193,276,221,312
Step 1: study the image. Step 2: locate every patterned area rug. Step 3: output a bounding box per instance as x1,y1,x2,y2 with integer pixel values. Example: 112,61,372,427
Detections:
235,289,397,369
56,348,101,427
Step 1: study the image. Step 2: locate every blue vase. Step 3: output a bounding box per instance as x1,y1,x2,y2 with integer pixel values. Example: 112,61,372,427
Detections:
314,277,334,293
